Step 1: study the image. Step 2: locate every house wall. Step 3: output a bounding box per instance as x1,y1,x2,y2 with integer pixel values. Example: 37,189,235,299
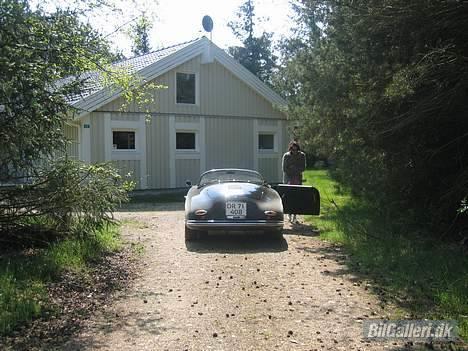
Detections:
146,115,170,188
175,159,200,187
82,54,288,189
84,111,287,189
112,159,141,188
96,56,284,119
64,124,80,159
205,116,254,170
90,112,106,162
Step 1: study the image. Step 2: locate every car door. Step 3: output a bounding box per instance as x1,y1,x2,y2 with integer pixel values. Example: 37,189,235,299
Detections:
273,184,320,215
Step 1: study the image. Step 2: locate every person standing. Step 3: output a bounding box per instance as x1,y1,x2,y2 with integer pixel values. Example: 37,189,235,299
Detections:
282,140,306,223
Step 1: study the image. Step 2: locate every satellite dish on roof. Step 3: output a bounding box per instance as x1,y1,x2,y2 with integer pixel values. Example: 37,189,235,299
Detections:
202,15,213,33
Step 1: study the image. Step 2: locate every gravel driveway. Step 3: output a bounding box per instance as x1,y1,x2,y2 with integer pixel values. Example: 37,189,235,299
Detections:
63,203,405,351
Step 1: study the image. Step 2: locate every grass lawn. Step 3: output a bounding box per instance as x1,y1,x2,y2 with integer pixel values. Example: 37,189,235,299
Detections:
303,169,468,342
0,225,122,336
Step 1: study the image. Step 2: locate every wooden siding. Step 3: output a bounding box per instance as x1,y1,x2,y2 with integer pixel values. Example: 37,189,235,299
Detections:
205,116,254,170
112,160,141,188
81,44,290,189
90,112,105,162
97,56,285,119
175,115,200,123
175,159,200,187
64,124,79,159
111,112,140,121
258,119,279,127
146,116,170,188
85,110,288,189
259,158,279,183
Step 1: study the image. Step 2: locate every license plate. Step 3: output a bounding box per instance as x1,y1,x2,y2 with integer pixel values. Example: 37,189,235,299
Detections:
226,201,247,219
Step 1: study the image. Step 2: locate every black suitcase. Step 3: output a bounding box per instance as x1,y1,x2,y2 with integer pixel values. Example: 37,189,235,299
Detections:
273,184,320,215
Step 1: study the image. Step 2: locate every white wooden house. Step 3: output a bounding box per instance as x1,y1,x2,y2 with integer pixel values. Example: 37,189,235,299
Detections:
66,37,288,189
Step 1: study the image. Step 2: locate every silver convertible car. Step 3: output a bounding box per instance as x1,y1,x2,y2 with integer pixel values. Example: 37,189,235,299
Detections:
184,168,320,241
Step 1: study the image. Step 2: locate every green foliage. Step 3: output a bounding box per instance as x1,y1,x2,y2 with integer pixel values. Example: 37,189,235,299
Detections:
127,14,153,56
303,169,349,242
0,159,133,241
304,169,468,340
279,0,468,235
228,0,277,83
0,1,144,244
41,160,133,234
0,0,157,177
459,198,468,215
0,224,121,335
0,0,117,175
101,67,166,118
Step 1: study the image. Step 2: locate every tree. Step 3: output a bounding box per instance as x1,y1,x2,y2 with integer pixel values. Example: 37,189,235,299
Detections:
0,0,131,240
128,14,153,56
0,0,116,174
279,0,468,235
228,0,276,83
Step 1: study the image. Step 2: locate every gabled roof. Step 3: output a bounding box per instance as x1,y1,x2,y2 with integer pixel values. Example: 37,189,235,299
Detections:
72,37,286,115
64,39,197,105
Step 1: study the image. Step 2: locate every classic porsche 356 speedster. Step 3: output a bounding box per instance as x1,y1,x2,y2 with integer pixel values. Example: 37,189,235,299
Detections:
184,168,320,241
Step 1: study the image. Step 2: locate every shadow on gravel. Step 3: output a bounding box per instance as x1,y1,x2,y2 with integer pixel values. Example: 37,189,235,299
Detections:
63,313,170,351
185,234,288,253
0,249,137,351
282,221,320,237
117,202,185,212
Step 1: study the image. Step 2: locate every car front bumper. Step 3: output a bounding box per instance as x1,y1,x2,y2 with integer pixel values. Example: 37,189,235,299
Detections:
185,219,284,231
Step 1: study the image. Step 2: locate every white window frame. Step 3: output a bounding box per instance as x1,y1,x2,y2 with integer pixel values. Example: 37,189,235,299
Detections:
112,129,138,152
175,129,199,153
257,132,277,153
175,71,199,106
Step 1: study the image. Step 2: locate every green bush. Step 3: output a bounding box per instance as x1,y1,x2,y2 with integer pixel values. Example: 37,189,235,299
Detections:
279,1,468,238
304,169,468,340
0,159,133,243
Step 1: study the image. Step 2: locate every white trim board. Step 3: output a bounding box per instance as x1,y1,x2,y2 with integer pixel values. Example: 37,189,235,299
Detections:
139,113,147,189
94,111,287,121
80,114,91,162
168,115,176,188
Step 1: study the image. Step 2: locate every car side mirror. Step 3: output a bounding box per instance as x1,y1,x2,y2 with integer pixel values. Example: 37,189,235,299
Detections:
185,180,192,187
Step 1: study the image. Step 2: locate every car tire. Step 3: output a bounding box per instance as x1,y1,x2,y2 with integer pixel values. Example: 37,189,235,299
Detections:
268,229,283,239
185,226,201,241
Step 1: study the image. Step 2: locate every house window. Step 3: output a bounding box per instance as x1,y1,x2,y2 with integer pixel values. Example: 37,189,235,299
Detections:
176,132,196,150
176,72,196,104
113,131,135,150
258,133,275,150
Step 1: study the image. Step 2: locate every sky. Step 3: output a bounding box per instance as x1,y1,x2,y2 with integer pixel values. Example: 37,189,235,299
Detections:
34,0,296,57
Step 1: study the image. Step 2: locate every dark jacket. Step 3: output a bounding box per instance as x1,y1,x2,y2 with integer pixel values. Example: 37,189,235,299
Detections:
282,151,306,183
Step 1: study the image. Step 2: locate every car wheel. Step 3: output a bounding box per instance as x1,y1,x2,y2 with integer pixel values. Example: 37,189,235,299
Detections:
185,226,201,241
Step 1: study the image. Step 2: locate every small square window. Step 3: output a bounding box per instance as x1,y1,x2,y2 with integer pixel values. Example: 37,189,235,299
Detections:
113,131,135,150
176,72,196,104
258,134,274,150
176,132,196,150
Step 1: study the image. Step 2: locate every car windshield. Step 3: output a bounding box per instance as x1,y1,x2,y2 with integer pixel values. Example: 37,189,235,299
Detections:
199,169,264,186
